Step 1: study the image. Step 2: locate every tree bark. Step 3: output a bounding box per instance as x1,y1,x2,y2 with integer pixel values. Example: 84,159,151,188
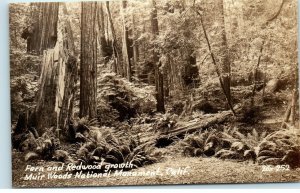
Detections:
281,89,298,128
97,2,109,62
193,0,235,116
290,89,298,126
28,2,59,55
35,3,78,136
151,0,165,113
121,1,132,81
80,2,98,119
62,3,75,55
219,0,232,108
251,40,265,106
106,1,120,74
132,13,139,77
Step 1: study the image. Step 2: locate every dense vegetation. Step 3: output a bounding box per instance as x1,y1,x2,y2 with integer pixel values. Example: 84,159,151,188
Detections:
10,0,299,186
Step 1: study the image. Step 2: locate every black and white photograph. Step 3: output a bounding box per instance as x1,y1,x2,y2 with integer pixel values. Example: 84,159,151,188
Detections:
9,0,300,188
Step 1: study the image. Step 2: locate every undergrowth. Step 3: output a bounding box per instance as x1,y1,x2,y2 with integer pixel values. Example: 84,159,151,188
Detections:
180,126,300,168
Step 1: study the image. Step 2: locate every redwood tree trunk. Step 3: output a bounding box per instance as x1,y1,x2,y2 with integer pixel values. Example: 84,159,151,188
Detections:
62,3,75,55
35,3,78,135
121,1,132,81
97,2,109,62
219,0,232,105
28,2,59,55
132,13,139,77
34,3,60,134
106,1,120,74
80,2,98,118
151,0,165,113
198,0,234,112
193,0,235,115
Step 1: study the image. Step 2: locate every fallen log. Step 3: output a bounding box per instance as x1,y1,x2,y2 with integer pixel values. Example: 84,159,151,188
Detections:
162,110,233,137
139,110,234,144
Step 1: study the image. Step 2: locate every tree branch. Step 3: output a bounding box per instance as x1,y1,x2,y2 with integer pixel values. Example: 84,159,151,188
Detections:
192,7,236,116
267,0,285,23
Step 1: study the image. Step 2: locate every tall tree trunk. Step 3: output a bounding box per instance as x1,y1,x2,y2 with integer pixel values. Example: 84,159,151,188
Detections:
106,1,120,74
58,3,78,136
132,13,139,78
35,3,78,136
121,1,132,81
223,0,245,46
251,40,265,106
282,89,298,128
28,2,59,55
290,89,298,126
193,0,236,116
97,2,109,62
62,3,75,55
219,0,232,107
151,0,165,113
80,2,98,119
29,3,41,53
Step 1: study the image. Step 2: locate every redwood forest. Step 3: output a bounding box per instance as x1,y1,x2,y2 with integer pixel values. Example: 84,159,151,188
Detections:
10,0,300,187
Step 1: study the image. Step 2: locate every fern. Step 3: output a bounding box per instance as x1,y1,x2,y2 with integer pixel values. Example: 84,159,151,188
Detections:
257,129,300,168
76,127,159,170
215,127,267,161
24,128,71,163
181,129,223,157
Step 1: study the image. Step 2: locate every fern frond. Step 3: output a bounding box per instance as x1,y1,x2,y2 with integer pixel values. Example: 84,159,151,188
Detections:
252,129,259,142
25,152,39,161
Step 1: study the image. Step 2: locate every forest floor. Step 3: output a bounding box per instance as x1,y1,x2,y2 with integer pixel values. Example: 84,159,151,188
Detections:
11,53,300,188
12,149,300,188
